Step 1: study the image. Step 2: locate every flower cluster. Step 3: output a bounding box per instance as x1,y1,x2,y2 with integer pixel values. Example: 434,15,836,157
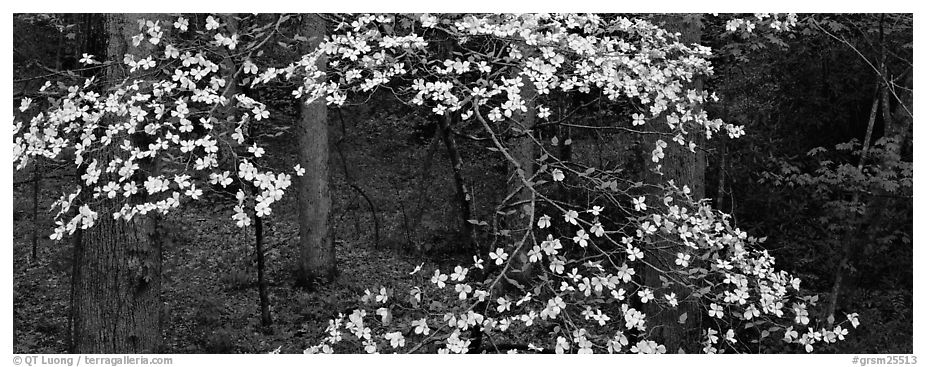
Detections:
302,187,858,353
255,14,740,165
14,14,301,239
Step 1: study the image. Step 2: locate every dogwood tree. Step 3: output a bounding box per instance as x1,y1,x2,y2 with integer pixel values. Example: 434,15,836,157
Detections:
13,13,857,353
277,13,857,354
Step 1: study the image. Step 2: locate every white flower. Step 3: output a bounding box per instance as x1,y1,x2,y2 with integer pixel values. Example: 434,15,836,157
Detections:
79,53,98,65
18,97,32,112
552,168,565,182
173,16,189,31
564,210,579,225
430,270,448,288
248,144,265,158
205,15,220,31
675,253,691,267
573,229,589,247
626,245,643,261
412,318,430,335
255,200,272,217
496,297,511,313
537,214,551,228
632,196,647,211
473,255,484,269
708,303,724,319
555,336,570,354
793,303,810,325
637,288,653,303
846,312,860,328
455,283,472,299
375,287,388,303
294,164,306,176
725,329,738,344
489,248,509,265
450,265,468,282
384,332,405,349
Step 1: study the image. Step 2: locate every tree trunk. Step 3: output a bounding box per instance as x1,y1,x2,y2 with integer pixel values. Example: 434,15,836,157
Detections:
71,198,161,353
295,14,336,287
70,14,163,352
255,215,272,327
886,70,913,155
438,114,477,252
405,131,442,249
504,54,538,285
642,14,705,354
31,158,41,263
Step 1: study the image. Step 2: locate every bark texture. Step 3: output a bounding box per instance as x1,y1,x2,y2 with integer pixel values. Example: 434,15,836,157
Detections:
296,14,336,286
505,57,538,285
70,13,163,353
438,114,477,252
641,14,705,354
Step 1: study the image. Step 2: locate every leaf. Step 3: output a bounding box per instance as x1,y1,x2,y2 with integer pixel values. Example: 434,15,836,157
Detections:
658,275,670,287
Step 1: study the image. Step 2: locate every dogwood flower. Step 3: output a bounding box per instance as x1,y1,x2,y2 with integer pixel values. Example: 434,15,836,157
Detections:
675,253,691,267
79,53,98,65
450,265,468,282
376,287,388,303
173,16,189,31
412,318,430,335
489,248,509,265
205,15,220,31
384,331,405,349
430,270,448,288
637,288,654,303
564,210,579,225
709,303,725,319
573,230,590,247
537,214,551,228
846,312,860,328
